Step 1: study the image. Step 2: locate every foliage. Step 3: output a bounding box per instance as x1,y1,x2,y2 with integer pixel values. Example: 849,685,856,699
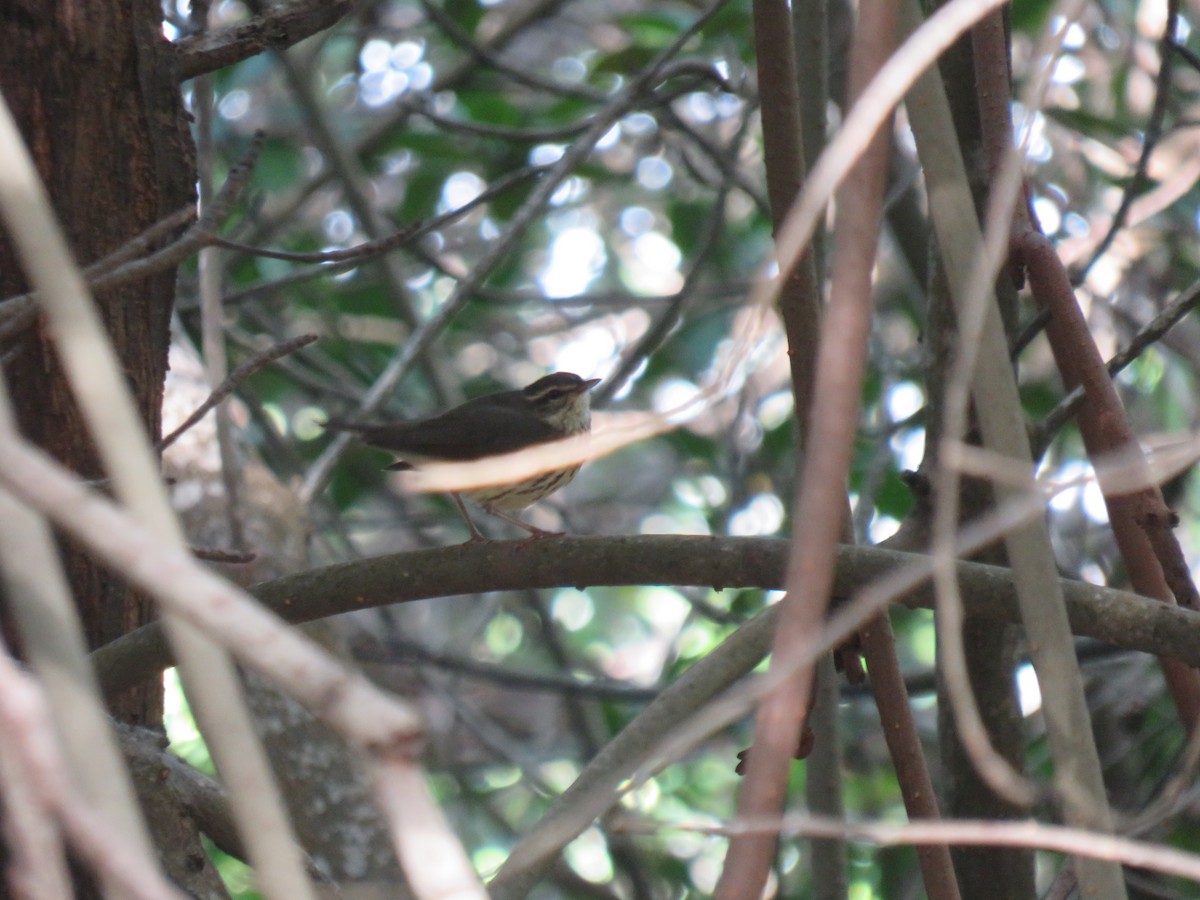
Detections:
160,0,1200,895
2,0,1196,896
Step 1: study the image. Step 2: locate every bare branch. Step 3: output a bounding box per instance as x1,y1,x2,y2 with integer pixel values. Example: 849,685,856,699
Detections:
190,546,259,564
158,332,318,452
0,432,486,896
1073,0,1182,283
175,0,356,81
89,532,1200,703
0,135,261,343
0,95,315,897
0,206,194,342
0,652,186,900
722,0,910,893
617,813,1200,886
1035,278,1200,451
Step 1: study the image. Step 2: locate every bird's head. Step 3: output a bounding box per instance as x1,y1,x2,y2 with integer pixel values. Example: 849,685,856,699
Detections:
522,372,601,433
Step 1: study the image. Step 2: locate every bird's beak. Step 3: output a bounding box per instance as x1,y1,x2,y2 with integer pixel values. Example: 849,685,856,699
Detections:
580,377,601,392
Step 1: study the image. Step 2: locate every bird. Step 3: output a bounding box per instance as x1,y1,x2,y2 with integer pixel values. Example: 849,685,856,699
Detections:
323,371,601,541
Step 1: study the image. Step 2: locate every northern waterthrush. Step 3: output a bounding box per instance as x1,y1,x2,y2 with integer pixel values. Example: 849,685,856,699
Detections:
324,372,601,540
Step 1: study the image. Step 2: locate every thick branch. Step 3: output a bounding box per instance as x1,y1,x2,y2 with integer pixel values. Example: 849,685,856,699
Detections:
1017,228,1200,735
92,536,1200,695
724,0,904,890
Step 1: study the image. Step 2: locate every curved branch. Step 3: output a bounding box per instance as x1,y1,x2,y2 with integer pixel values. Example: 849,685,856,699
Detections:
92,535,1200,695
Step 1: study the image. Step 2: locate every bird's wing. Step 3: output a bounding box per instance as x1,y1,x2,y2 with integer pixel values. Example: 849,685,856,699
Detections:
338,405,561,461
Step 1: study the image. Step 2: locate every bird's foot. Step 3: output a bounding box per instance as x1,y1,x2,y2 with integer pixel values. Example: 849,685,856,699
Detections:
483,506,564,542
517,526,564,543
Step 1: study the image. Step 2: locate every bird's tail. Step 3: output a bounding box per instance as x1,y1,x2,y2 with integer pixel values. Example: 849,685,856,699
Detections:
321,417,370,434
322,418,415,471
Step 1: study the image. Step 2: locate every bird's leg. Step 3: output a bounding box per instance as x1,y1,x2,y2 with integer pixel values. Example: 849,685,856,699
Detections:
483,506,563,540
451,493,489,543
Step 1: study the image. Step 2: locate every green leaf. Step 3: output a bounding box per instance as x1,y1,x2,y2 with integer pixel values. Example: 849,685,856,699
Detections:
667,199,711,257
457,88,523,128
701,3,753,56
874,467,915,520
442,0,484,34
488,167,538,221
250,137,303,192
729,589,764,617
371,128,477,167
617,11,693,48
1044,107,1130,140
543,96,594,126
1010,0,1056,34
1020,380,1061,419
594,45,661,76
396,164,445,222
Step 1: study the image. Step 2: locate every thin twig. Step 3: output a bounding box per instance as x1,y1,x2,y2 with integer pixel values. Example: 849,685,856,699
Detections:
0,206,195,341
191,547,259,564
210,224,420,264
0,135,261,344
358,636,661,702
1169,37,1200,75
1072,0,1181,284
227,319,362,400
0,431,489,897
410,94,593,142
211,162,549,305
103,131,264,292
618,813,1200,885
196,61,248,551
209,159,544,265
1010,306,1051,359
157,333,318,452
0,649,187,900
1034,278,1200,452
174,0,356,80
298,0,732,504
721,0,905,892
594,115,741,405
416,0,606,103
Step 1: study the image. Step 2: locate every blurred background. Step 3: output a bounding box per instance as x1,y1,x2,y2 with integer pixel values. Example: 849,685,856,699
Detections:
159,0,1200,896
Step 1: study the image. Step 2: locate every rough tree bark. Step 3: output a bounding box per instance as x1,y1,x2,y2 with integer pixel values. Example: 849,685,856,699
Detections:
0,0,195,722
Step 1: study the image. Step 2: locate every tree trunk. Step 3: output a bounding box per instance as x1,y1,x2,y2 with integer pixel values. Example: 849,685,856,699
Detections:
0,0,194,723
